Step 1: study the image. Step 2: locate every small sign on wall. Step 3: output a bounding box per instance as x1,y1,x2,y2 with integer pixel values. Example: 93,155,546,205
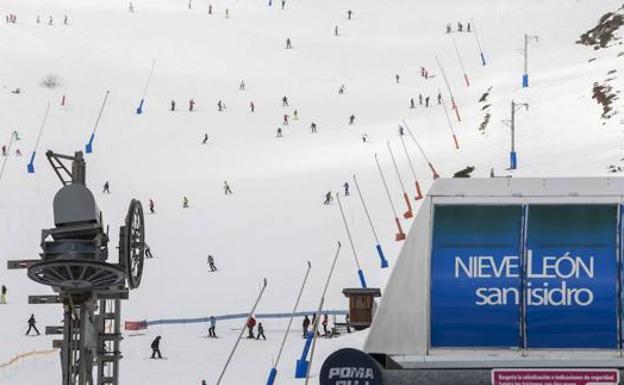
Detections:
491,369,619,385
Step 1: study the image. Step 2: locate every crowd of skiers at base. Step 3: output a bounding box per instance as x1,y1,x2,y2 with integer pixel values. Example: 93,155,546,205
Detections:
409,92,443,109
446,21,472,33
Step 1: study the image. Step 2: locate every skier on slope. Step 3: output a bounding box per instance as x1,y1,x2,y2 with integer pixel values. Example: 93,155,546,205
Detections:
1,284,6,304
302,315,310,337
145,243,154,258
361,134,368,143
129,2,135,13
277,127,283,137
1,145,6,156
208,316,217,337
334,25,338,36
26,314,40,336
283,114,289,125
189,99,195,112
250,101,255,112
457,22,463,32
282,96,289,107
425,96,430,107
256,322,266,340
293,109,298,120
310,122,317,133
13,130,20,140
15,149,21,156
347,9,352,19
467,22,471,32
323,191,332,205
246,316,256,338
281,0,286,10
395,74,400,84
63,15,68,25
446,23,451,33
170,100,176,111
322,314,329,336
285,38,292,49
48,15,53,25
202,133,208,144
149,199,155,214
103,181,110,194
207,255,217,271
437,92,442,104
338,84,345,94
343,182,350,196
208,4,213,14
239,80,245,91
419,93,423,105
150,336,163,359
182,196,189,208
348,114,355,125
217,100,223,111
399,126,404,136
410,98,415,109
223,181,232,194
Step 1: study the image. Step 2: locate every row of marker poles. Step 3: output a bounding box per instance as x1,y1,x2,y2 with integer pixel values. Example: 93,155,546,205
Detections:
452,37,470,87
266,261,311,385
216,278,268,385
0,132,16,189
85,90,110,154
336,192,367,288
398,134,424,201
374,153,406,241
386,141,413,219
352,174,389,268
304,242,342,385
435,55,461,122
439,92,460,149
27,102,51,174
401,120,440,180
136,58,156,114
470,18,487,66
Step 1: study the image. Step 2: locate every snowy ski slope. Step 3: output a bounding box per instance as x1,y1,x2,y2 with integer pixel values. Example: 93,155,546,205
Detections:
1,0,623,383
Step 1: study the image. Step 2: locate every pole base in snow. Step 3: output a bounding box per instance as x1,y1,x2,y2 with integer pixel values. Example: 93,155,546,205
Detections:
415,181,423,200
266,367,278,385
522,74,529,88
295,360,309,378
358,269,367,288
136,99,145,114
376,244,389,268
85,134,95,154
510,151,517,170
27,163,34,174
480,52,487,66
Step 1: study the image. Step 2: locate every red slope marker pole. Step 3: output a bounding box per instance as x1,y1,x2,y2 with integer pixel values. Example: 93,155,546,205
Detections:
436,55,461,122
439,90,460,149
387,141,413,219
453,37,470,87
374,153,406,241
398,134,424,200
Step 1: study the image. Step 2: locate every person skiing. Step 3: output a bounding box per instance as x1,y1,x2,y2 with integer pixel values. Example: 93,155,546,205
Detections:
347,9,352,19
170,100,176,111
149,199,155,214
1,145,6,156
446,23,451,33
410,98,415,109
256,322,266,340
282,96,289,107
202,133,208,144
310,122,317,133
189,99,195,112
103,181,110,194
283,114,289,125
293,109,298,120
348,114,355,125
239,80,245,91
217,100,223,111
150,336,162,359
48,15,53,25
129,2,135,12
285,38,292,49
321,314,329,336
37,15,40,23
323,191,332,205
419,93,423,105
26,314,40,336
63,15,68,25
395,73,400,84
188,0,192,9
276,127,283,137
223,181,232,194
145,243,154,258
457,22,463,32
15,149,21,156
208,316,217,337
208,4,212,14
1,284,6,304
281,0,286,10
343,182,350,196
334,25,338,36
437,92,442,105
246,316,256,338
13,130,20,141
399,125,404,136
182,196,189,208
425,96,430,107
207,255,217,271
225,9,229,18
338,84,345,94
361,134,368,143
467,22,471,33
302,315,310,337
250,101,255,112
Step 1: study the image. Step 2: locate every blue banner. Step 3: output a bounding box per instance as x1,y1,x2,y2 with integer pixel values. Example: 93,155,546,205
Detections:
525,205,617,348
431,205,523,347
430,204,619,349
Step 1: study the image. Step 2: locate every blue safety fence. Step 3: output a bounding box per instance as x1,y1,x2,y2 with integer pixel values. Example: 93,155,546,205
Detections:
145,310,347,327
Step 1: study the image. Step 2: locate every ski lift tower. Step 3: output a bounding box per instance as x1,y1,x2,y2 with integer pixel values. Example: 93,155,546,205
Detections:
7,150,146,385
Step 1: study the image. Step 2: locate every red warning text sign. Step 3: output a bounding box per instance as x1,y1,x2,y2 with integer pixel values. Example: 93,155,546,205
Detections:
492,369,619,385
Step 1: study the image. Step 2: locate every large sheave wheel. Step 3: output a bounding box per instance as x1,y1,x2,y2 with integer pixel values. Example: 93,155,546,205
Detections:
125,199,145,289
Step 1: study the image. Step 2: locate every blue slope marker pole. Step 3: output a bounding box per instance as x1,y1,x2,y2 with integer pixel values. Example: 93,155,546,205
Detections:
86,90,110,154
27,102,51,174
353,174,388,268
471,18,487,66
336,192,367,288
295,332,314,378
136,59,156,114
